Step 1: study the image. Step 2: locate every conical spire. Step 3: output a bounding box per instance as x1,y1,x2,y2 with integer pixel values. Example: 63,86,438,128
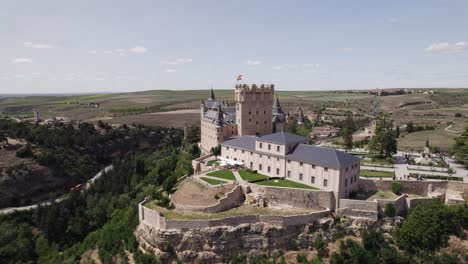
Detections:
215,103,224,128
208,86,216,101
298,107,305,125
272,96,284,115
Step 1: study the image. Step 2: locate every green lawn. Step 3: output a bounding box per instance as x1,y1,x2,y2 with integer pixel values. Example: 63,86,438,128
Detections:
360,170,394,178
199,177,227,185
361,158,394,167
238,169,269,182
255,179,319,189
206,169,235,180
207,160,220,166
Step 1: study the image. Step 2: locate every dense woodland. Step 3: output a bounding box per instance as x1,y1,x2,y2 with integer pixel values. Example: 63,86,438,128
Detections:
0,119,467,263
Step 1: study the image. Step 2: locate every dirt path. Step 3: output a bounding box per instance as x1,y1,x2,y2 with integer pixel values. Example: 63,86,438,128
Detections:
445,124,461,134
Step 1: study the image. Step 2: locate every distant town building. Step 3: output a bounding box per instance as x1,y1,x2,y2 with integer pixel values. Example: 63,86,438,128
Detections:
297,107,305,128
311,126,340,139
33,108,40,123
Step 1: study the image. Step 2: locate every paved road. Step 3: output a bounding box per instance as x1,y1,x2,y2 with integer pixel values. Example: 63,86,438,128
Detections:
0,165,113,214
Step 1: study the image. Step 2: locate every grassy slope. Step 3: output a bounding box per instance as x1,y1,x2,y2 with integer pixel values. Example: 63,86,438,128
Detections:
206,169,235,180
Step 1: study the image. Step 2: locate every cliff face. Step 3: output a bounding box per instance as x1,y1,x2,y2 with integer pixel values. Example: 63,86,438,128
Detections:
135,216,393,263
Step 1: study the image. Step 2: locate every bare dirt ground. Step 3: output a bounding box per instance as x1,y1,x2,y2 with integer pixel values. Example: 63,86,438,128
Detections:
102,111,200,128
80,249,102,264
171,178,235,207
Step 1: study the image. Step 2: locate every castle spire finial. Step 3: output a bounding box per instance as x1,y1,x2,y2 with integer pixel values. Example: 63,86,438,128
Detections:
209,86,216,101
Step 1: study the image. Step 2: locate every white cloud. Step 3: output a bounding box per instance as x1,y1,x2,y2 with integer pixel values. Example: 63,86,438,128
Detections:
24,42,51,49
166,69,177,73
426,42,468,53
160,58,193,65
386,17,399,23
128,46,147,53
245,59,262,66
12,58,33,64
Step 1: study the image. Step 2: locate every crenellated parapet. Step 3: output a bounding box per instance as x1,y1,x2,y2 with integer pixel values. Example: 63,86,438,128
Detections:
235,84,274,93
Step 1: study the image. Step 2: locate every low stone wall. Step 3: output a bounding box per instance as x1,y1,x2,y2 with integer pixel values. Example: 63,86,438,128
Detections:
375,194,408,216
139,199,167,229
192,153,214,174
447,181,468,201
406,197,439,210
246,184,335,210
358,179,448,196
339,199,378,211
173,185,245,213
139,201,331,230
336,207,378,221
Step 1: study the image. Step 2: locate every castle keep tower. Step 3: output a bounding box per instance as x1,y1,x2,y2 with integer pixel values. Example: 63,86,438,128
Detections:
235,84,274,136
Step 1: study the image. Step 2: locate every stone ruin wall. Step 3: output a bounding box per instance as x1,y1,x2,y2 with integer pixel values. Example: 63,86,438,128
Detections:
246,184,335,210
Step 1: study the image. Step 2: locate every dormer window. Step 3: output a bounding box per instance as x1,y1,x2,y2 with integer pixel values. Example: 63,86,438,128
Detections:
268,144,271,150
259,143,263,148
277,146,280,152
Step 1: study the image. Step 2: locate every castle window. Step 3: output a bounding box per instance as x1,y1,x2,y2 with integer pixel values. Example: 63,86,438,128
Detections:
311,176,315,183
264,121,266,124
299,173,303,180
259,164,262,170
217,137,219,140
276,168,280,175
256,121,259,125
250,152,253,155
312,164,316,169
323,179,328,187
234,149,236,152
268,144,271,150
249,111,251,115
234,158,237,161
277,146,280,152
264,110,266,114
267,166,271,173
346,167,349,172
256,111,259,114
242,150,244,153
287,171,291,177
277,158,279,161
300,162,303,166
268,156,270,159
249,119,251,122
260,154,262,157
345,179,348,187
250,162,253,168
287,160,291,163
259,143,262,148
324,167,328,172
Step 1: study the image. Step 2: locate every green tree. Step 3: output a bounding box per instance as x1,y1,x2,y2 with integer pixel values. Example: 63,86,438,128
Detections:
406,121,414,133
394,202,468,252
384,203,396,217
342,112,354,151
391,181,401,194
395,126,400,138
368,114,397,158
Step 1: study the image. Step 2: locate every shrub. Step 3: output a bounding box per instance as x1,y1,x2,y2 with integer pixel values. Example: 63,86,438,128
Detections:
454,112,463,117
391,182,401,194
384,203,396,217
15,144,33,158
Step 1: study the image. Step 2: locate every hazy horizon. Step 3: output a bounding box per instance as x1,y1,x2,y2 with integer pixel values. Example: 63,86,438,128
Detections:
1,0,467,94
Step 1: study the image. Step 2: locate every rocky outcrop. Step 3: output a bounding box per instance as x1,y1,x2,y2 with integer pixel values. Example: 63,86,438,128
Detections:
135,215,402,263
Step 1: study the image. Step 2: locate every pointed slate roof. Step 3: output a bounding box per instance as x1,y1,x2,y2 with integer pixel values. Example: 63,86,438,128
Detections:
272,96,284,115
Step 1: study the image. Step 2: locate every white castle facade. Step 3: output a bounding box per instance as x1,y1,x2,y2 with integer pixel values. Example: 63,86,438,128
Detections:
199,84,360,199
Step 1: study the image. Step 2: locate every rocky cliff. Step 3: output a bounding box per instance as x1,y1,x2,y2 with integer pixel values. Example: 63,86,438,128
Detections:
135,216,402,263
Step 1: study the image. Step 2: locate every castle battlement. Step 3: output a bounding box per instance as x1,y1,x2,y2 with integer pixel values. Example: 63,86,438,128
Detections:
235,84,274,93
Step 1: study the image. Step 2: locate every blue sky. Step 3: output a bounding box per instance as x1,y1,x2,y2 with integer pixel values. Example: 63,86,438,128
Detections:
1,0,467,93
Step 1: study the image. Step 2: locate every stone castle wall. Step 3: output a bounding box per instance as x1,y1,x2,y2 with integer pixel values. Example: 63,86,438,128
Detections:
173,185,245,213
139,201,331,230
358,179,448,196
246,184,335,210
375,194,408,216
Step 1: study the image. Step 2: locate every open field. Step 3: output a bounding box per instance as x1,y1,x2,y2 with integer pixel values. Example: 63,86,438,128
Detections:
1,88,467,132
397,128,458,151
147,203,315,220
